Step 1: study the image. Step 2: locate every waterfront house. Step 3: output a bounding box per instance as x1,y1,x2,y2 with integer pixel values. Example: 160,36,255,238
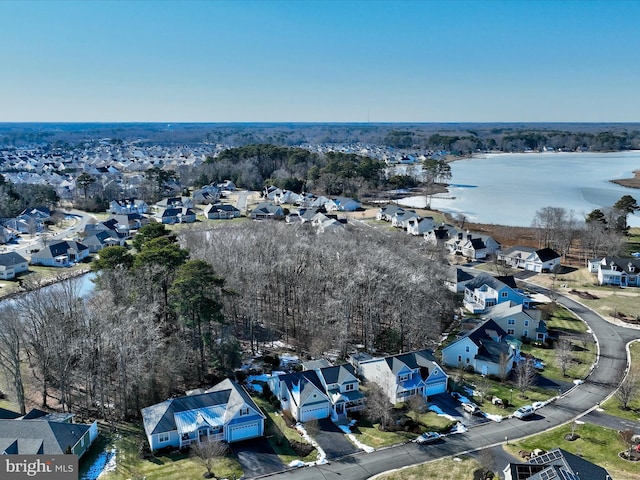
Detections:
0,252,29,280
30,241,90,267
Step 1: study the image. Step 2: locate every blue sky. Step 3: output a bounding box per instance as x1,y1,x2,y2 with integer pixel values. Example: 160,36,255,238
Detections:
0,0,638,122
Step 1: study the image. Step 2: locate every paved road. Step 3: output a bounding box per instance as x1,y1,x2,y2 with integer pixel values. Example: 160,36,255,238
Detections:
259,283,636,480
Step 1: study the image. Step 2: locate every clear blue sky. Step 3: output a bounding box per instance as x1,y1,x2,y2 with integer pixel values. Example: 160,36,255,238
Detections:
1,0,638,122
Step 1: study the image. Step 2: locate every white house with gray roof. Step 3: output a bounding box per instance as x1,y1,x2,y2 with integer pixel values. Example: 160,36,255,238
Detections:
141,379,265,451
358,349,448,404
0,252,29,279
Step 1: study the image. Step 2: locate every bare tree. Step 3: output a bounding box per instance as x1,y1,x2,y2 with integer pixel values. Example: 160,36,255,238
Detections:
190,438,228,479
616,370,639,410
0,306,26,414
365,383,394,431
556,339,572,377
515,359,537,398
498,352,510,382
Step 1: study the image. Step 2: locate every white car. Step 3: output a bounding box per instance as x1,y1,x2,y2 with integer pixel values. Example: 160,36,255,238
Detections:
513,405,535,419
462,402,479,414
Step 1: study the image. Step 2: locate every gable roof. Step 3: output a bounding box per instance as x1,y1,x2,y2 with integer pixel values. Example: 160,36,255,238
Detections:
534,248,560,262
0,418,90,455
506,448,611,480
317,364,357,385
0,252,27,267
141,379,263,437
465,273,518,292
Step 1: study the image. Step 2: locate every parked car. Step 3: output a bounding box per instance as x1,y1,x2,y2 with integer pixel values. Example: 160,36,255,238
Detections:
415,431,442,444
462,402,479,414
513,405,535,419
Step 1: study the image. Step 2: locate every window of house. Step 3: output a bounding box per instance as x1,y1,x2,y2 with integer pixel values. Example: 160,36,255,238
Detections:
159,432,170,443
523,330,528,337
524,320,529,327
465,346,470,352
501,292,508,298
344,383,355,391
507,328,515,335
508,319,515,325
398,373,410,382
240,407,249,416
465,358,470,364
458,355,462,363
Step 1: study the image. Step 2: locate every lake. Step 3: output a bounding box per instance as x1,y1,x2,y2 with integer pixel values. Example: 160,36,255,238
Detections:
397,151,640,227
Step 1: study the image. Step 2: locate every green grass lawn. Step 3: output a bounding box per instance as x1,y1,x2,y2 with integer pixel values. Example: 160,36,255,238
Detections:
406,410,457,432
252,397,318,465
601,341,640,422
504,423,638,480
86,422,242,480
625,227,640,256
521,341,596,382
350,419,417,449
542,304,591,335
375,456,482,480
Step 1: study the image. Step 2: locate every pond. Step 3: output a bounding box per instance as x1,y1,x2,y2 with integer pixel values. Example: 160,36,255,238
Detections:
398,151,640,227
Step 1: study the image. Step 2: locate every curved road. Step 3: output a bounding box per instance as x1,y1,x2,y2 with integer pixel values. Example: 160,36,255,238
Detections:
262,285,637,480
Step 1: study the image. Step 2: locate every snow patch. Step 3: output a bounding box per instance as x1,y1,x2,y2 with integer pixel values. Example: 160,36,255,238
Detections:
428,405,457,422
295,423,328,465
482,412,503,423
82,447,116,480
288,459,305,468
573,379,584,385
449,422,468,434
338,424,375,453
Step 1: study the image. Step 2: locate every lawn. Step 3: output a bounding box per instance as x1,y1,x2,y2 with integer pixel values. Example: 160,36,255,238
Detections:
375,456,483,480
406,410,457,432
85,422,243,480
252,397,318,465
521,340,596,383
625,227,640,256
504,422,639,480
350,419,417,449
601,341,640,422
541,304,590,335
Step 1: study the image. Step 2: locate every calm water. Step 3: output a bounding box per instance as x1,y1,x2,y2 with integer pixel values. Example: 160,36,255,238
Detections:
398,151,640,227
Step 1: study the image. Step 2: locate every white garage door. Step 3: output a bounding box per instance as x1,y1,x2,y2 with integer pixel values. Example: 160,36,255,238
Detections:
300,405,330,422
229,422,261,442
426,381,447,396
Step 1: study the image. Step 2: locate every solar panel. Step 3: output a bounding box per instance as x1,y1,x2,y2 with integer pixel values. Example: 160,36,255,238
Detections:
539,467,557,480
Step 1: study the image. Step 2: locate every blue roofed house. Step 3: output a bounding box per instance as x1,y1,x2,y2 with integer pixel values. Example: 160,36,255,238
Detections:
141,379,265,451
267,370,332,422
30,241,90,267
0,252,29,280
463,273,531,314
358,350,448,404
325,197,361,212
441,319,521,377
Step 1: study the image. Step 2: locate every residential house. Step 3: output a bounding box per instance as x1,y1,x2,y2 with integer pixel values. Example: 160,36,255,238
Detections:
484,302,547,342
325,196,361,212
463,273,531,313
376,204,405,222
441,319,521,377
108,213,149,235
392,210,421,229
0,225,16,244
218,180,236,191
0,408,98,458
30,241,90,267
82,229,125,253
267,370,332,422
424,224,456,246
447,232,487,260
588,257,640,287
193,185,221,205
109,198,148,215
359,350,448,404
302,363,366,418
250,203,285,221
141,379,265,451
406,216,435,236
445,266,475,293
503,448,612,480
0,252,29,279
157,208,180,224
311,212,345,233
156,196,194,210
500,246,561,273
203,204,241,220
178,207,197,223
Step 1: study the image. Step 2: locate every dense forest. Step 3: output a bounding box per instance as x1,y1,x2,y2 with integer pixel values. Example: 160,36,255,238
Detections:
0,222,455,420
2,122,640,152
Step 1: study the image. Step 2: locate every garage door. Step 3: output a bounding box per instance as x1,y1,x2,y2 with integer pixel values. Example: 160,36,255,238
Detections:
229,422,261,442
300,405,330,422
426,381,447,396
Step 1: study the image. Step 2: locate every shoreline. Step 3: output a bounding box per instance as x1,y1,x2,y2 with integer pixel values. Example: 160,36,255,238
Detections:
610,169,640,189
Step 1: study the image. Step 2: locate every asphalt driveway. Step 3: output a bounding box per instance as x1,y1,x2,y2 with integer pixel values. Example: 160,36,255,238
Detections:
313,418,360,459
231,437,284,479
428,392,492,428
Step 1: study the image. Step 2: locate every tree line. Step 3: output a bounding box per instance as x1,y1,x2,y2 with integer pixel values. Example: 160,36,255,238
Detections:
0,221,456,420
